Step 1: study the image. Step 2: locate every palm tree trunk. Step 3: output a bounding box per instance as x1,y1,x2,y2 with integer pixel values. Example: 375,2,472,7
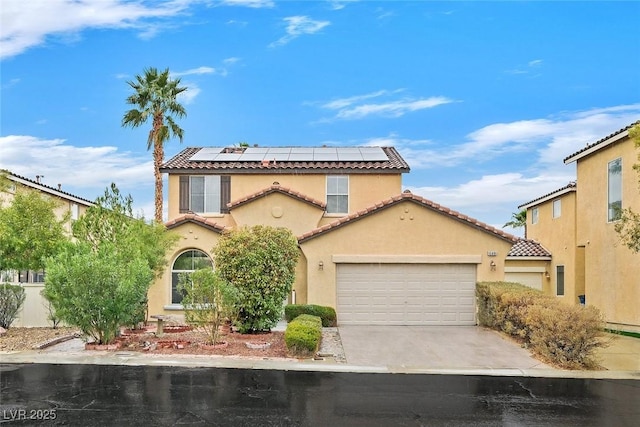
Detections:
153,142,163,222
152,114,164,222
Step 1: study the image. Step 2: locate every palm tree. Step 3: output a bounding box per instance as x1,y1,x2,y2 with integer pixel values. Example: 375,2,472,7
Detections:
504,209,527,230
122,67,187,222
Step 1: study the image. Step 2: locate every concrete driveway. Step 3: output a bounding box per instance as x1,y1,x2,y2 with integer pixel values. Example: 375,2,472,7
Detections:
338,326,550,370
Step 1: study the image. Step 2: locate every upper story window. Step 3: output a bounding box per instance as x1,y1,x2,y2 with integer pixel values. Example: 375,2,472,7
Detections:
531,207,539,224
171,249,213,304
607,158,622,222
552,199,561,218
179,175,230,215
326,175,348,214
70,203,79,220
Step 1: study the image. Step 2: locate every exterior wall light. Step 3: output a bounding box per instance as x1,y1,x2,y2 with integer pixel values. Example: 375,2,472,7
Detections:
490,260,496,271
318,261,324,271
545,271,550,279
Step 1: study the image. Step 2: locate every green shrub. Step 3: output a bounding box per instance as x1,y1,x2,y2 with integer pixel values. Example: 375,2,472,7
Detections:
284,314,322,356
477,281,606,369
285,304,337,327
214,225,299,334
0,284,26,329
44,243,153,344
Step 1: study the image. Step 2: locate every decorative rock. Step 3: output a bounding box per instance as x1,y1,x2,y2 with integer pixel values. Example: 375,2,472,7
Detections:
0,326,6,336
245,341,271,350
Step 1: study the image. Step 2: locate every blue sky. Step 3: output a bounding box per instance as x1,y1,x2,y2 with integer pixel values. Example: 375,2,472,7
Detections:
1,0,639,235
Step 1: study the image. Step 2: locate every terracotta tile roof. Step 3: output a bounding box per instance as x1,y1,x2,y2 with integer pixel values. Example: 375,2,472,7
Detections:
518,181,577,210
564,120,639,163
507,239,552,258
165,213,227,233
228,184,326,210
298,191,518,243
160,146,410,174
4,170,94,205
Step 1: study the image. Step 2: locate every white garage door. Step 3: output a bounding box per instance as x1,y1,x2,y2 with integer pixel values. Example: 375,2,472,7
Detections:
505,272,543,291
336,263,477,326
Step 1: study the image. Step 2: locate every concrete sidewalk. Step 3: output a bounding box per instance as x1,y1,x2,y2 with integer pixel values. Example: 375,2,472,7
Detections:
1,328,638,380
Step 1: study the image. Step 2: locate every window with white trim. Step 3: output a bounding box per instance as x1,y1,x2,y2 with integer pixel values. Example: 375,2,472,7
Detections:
608,158,622,222
531,207,539,224
552,199,561,218
171,249,213,304
326,175,348,214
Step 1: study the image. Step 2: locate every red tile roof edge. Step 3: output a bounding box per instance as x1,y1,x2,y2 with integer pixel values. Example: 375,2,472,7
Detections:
298,191,518,243
518,181,577,209
506,239,552,258
165,214,227,233
228,185,326,210
563,120,639,163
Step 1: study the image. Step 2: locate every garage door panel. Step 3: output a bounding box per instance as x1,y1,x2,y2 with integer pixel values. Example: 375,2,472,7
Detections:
337,263,477,326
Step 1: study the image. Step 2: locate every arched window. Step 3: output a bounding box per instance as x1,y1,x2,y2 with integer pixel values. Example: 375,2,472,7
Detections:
171,249,213,304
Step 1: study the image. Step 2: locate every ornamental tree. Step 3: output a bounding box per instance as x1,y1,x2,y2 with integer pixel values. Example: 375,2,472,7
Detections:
178,269,239,345
44,184,178,342
0,187,68,272
213,225,299,333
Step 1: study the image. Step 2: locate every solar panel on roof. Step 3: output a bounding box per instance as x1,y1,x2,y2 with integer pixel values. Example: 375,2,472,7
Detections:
337,152,364,161
188,146,389,162
359,147,388,161
215,153,243,161
188,147,224,161
238,153,266,161
244,147,269,153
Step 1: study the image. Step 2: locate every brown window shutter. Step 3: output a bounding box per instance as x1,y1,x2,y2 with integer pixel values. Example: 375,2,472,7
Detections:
179,176,190,213
220,176,231,213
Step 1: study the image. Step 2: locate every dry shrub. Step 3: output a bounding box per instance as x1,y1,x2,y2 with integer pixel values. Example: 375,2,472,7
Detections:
477,282,607,369
525,302,606,369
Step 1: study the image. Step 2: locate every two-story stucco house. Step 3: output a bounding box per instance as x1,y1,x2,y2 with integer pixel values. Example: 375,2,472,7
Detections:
0,171,94,326
519,122,640,333
149,146,544,326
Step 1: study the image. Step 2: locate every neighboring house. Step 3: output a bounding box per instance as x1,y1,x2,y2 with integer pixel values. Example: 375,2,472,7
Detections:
0,171,94,327
519,122,640,333
149,146,545,326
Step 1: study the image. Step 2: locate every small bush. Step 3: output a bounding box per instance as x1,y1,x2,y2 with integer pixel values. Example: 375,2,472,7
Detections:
525,302,605,369
285,304,337,327
477,281,606,369
285,314,322,356
0,284,26,329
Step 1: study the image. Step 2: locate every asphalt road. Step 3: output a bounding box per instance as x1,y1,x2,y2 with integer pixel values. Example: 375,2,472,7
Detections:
1,364,638,426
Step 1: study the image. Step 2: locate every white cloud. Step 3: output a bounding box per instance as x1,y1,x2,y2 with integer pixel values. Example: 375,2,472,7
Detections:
269,16,330,47
172,66,216,77
0,134,157,217
313,90,454,121
505,58,544,75
0,0,202,59
217,0,274,8
386,104,640,170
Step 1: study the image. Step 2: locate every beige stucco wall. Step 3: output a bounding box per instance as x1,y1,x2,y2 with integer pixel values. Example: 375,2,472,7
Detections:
526,191,580,303
299,200,514,309
147,222,222,316
166,173,403,221
575,136,640,331
229,192,324,236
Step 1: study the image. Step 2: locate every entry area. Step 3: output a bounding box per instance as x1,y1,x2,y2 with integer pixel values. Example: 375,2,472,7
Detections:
336,263,476,326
